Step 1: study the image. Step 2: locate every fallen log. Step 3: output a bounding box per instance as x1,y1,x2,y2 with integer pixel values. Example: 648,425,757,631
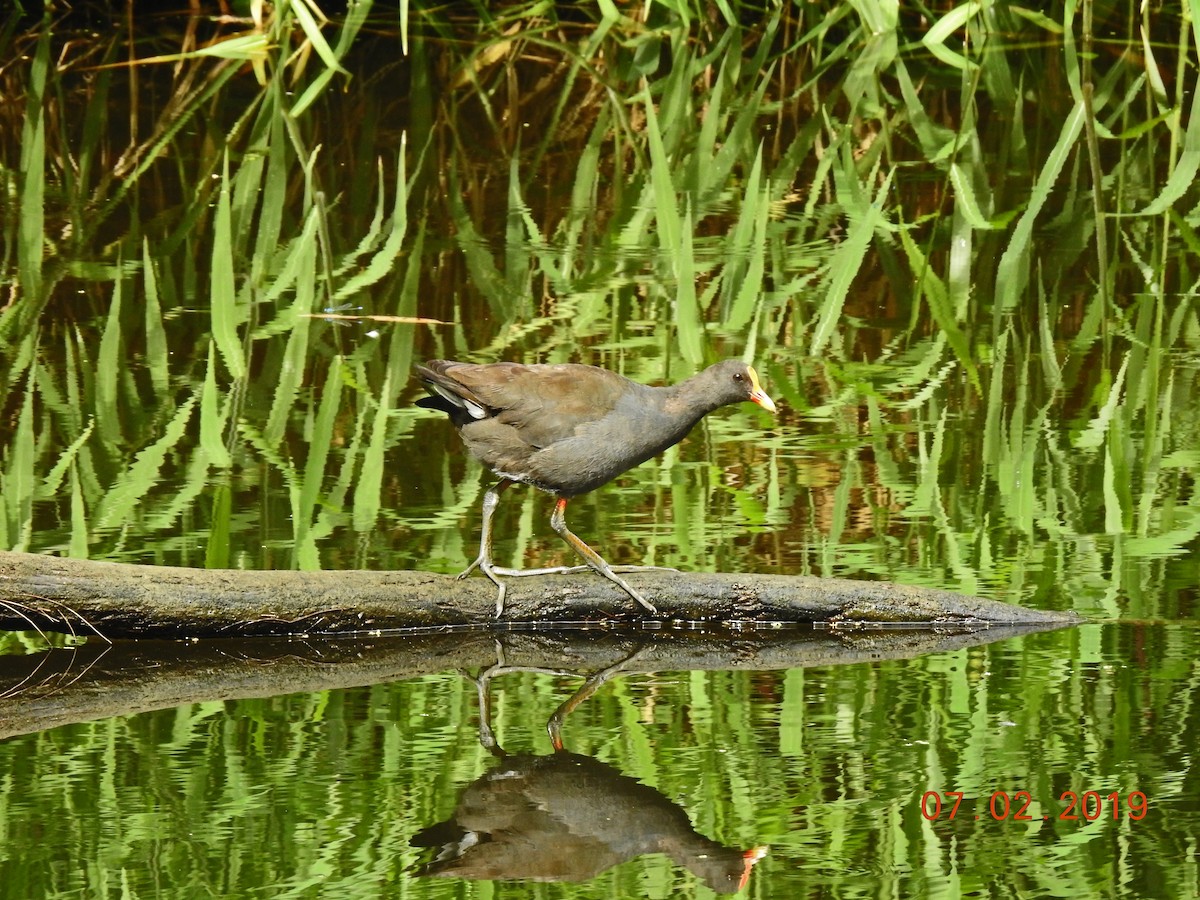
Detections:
0,550,1081,639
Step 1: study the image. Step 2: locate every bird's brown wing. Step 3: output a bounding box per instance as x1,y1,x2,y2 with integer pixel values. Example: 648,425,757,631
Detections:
438,363,633,448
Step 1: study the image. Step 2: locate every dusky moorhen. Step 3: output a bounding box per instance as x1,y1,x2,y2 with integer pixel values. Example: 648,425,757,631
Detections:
415,359,777,616
411,750,767,891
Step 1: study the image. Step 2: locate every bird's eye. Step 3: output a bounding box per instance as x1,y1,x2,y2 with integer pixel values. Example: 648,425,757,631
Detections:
733,372,744,381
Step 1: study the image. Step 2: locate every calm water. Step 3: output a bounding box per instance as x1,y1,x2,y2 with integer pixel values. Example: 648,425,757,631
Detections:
0,623,1194,898
2,4,1199,898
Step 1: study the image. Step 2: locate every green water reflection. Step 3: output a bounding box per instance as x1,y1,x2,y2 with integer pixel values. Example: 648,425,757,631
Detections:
0,623,1195,898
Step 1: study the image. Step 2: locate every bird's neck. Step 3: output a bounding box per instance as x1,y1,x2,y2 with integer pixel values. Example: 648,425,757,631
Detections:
660,375,724,422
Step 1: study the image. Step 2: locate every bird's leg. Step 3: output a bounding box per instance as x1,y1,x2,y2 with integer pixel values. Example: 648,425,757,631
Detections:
546,648,651,751
549,498,659,615
459,481,670,617
458,480,608,615
457,479,514,617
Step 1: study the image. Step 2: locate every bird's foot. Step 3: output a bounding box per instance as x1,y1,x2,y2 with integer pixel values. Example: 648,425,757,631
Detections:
461,562,600,579
457,559,662,617
489,564,592,577
485,564,663,614
457,556,508,617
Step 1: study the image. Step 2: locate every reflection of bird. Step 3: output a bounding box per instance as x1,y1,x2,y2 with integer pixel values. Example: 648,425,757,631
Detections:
416,359,777,616
411,751,767,892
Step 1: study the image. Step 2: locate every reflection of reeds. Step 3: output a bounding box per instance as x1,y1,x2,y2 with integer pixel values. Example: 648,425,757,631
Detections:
0,2,1196,625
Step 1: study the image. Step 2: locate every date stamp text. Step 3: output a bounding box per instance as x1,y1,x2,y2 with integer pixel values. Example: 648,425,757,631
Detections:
920,790,1148,822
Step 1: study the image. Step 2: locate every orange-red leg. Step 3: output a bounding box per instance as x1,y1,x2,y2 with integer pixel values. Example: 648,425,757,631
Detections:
549,497,658,614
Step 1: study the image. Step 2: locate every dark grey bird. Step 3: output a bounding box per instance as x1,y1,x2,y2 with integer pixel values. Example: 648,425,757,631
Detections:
415,359,777,616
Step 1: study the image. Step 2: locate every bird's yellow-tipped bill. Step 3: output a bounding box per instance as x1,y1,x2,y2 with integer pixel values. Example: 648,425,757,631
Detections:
747,366,777,413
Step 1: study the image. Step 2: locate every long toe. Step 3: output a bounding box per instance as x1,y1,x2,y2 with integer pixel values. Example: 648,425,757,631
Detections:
457,557,510,617
490,564,594,577
629,590,658,615
476,563,509,617
609,573,658,614
609,564,680,574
